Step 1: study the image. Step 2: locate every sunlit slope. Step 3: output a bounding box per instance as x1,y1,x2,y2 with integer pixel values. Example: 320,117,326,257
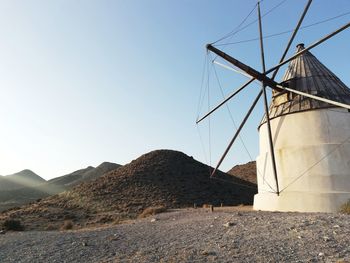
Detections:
227,161,257,184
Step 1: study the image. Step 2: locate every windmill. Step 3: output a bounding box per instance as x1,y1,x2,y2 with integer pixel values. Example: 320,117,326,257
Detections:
197,0,350,212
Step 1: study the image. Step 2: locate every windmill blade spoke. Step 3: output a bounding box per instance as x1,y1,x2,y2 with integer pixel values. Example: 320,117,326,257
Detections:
196,78,255,124
197,0,313,125
206,21,350,95
266,21,350,76
272,0,313,80
207,44,283,92
257,1,280,195
277,85,350,110
211,90,263,177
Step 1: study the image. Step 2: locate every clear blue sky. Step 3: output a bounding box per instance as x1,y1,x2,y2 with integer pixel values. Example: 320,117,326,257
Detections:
0,0,349,179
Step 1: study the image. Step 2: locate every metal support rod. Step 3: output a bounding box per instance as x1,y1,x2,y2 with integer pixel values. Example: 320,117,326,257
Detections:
196,78,254,124
258,2,279,195
206,20,350,91
277,85,350,110
211,90,263,177
266,21,350,76
199,16,349,123
207,44,283,91
271,0,313,80
213,60,252,79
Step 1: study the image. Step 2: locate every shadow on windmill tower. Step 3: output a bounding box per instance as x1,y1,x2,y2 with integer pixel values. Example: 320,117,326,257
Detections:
198,0,350,213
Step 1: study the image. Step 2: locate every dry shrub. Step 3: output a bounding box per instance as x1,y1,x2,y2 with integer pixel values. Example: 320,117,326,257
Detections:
138,206,167,218
61,220,74,230
2,219,24,231
45,224,57,231
339,200,350,214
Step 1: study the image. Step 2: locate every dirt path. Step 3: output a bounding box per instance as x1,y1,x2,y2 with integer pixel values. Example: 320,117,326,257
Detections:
0,208,349,262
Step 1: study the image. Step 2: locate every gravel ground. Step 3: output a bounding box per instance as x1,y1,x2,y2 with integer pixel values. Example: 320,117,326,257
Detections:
0,208,350,262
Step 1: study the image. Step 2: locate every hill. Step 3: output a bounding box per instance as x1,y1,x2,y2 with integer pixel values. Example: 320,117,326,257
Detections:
0,163,121,212
0,170,45,192
0,150,257,230
48,162,121,188
227,161,257,184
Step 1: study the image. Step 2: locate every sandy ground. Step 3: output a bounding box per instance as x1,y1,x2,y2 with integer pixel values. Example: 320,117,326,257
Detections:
1,207,350,262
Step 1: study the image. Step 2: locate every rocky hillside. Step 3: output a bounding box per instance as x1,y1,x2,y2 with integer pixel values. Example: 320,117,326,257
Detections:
0,163,121,212
0,150,256,230
227,161,257,184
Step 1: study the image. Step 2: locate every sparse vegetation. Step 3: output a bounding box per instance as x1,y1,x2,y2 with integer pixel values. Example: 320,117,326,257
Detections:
138,206,167,218
2,219,24,231
339,199,350,214
0,150,256,231
61,220,74,230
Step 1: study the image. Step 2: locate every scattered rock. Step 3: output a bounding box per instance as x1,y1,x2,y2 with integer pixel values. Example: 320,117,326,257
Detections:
150,218,157,223
201,250,217,256
223,222,235,227
323,236,331,242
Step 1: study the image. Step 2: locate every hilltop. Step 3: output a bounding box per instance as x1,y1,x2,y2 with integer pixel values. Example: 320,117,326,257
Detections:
0,170,45,191
227,161,257,184
0,150,256,230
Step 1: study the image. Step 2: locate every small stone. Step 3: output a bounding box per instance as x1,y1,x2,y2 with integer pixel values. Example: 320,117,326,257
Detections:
333,224,340,228
323,236,331,242
210,224,214,228
318,252,325,257
297,236,302,239
223,222,235,227
0,230,6,235
201,251,216,256
82,242,88,247
150,218,157,222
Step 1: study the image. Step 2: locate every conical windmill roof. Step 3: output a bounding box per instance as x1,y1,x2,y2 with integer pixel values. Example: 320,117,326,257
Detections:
261,43,350,124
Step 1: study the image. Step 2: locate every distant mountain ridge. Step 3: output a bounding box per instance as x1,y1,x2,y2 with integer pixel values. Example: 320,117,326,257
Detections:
48,162,121,188
0,170,46,191
0,162,121,212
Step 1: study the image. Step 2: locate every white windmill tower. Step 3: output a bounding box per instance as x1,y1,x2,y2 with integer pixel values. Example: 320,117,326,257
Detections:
196,0,350,212
254,43,350,212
